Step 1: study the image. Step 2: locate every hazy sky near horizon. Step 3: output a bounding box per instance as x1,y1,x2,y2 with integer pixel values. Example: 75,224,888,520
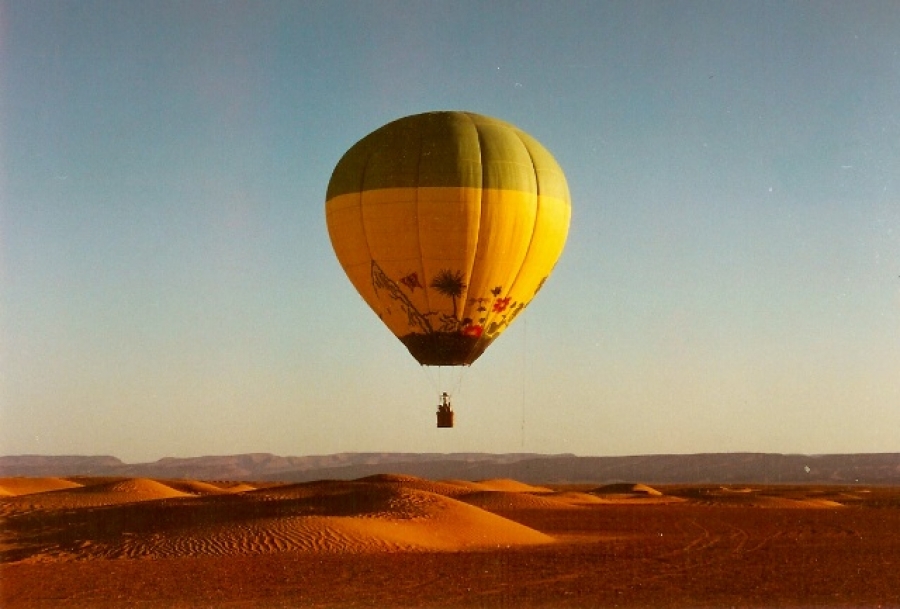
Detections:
2,1,899,462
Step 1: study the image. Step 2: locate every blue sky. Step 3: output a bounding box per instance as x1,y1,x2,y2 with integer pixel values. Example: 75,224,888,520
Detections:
2,1,898,462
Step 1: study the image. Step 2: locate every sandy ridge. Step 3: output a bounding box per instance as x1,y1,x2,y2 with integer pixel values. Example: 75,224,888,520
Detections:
0,477,84,496
2,475,855,567
1,476,555,563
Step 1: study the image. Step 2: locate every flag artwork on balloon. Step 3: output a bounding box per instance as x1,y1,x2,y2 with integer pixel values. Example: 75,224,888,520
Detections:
325,111,571,426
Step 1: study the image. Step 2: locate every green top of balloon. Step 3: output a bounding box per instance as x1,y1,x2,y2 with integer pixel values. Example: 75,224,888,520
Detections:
326,111,568,201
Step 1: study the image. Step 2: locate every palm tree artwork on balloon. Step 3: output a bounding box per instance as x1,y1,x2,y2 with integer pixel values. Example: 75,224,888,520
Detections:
430,269,466,319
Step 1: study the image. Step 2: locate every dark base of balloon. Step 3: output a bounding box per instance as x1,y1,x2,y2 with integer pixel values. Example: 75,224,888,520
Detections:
400,332,490,366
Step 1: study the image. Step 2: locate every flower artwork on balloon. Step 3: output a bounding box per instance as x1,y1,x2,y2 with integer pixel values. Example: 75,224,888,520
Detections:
368,261,542,366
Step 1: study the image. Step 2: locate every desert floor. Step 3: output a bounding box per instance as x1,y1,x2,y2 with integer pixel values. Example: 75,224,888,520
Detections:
1,475,898,608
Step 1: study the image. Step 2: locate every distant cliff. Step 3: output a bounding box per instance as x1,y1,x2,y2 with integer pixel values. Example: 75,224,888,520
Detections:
1,452,898,485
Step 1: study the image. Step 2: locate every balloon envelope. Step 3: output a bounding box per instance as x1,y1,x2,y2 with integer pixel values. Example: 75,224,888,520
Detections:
326,111,570,366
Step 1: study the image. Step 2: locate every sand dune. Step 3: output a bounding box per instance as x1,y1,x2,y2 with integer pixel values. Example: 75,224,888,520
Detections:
157,479,256,495
0,478,856,562
584,482,688,504
87,477,191,498
440,479,497,491
544,490,612,505
251,479,556,549
0,477,193,515
476,478,552,493
0,477,83,496
358,473,488,497
3,476,896,609
593,482,663,496
729,495,846,508
63,477,192,507
217,482,257,493
459,490,581,510
670,487,850,508
1,477,554,564
160,479,235,495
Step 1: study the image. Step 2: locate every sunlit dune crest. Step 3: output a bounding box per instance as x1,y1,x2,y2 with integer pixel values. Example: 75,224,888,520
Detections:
219,482,257,493
475,478,552,493
161,480,235,495
358,473,487,497
459,490,581,510
440,479,496,492
358,473,421,483
78,477,191,499
800,498,846,508
0,477,83,496
547,490,612,504
1,478,191,514
0,478,81,497
586,483,687,504
593,482,664,496
670,486,851,508
158,480,255,495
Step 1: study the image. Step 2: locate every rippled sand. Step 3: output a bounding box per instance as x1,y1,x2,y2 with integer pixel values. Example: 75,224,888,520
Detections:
2,476,898,608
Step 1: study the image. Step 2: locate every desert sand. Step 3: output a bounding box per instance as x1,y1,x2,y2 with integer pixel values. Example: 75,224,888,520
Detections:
2,475,899,608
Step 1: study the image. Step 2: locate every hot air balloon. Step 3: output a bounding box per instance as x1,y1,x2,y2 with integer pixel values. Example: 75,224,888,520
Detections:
325,111,570,427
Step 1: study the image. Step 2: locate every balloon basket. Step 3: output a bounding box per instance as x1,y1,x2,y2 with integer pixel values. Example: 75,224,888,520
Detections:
437,408,454,428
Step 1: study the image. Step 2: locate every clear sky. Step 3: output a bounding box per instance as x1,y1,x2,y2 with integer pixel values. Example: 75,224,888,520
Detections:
2,1,898,462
